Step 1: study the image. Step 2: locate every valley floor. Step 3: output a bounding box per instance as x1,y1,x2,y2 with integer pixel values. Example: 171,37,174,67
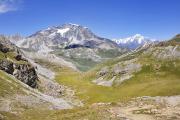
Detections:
0,38,180,120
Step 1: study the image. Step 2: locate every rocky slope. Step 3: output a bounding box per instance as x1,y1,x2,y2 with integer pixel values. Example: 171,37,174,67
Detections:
92,35,180,87
0,35,38,88
0,35,83,120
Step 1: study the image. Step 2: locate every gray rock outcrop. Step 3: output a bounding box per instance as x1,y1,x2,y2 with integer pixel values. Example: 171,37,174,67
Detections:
0,35,38,88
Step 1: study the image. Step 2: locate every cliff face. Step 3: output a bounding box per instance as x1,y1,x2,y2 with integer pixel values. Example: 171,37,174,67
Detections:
0,35,38,88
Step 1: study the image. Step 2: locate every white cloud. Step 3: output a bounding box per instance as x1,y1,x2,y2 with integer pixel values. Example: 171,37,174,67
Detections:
0,0,21,13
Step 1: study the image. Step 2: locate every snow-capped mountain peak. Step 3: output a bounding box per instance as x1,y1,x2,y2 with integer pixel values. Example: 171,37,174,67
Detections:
112,34,156,49
131,34,145,43
113,34,145,44
15,23,119,53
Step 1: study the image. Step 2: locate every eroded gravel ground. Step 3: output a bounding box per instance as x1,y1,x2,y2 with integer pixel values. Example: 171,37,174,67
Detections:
106,96,180,120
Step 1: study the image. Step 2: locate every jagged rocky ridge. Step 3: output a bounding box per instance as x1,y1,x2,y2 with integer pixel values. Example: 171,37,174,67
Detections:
0,35,38,88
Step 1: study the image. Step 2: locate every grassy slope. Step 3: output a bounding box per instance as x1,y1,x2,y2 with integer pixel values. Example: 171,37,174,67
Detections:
35,41,180,105
55,55,180,105
0,71,25,97
0,70,27,120
0,50,33,120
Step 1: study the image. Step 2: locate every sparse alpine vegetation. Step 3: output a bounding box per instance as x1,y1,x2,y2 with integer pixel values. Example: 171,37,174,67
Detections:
0,28,180,120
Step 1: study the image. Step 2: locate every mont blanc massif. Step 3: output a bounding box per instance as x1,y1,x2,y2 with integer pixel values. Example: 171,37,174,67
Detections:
0,23,180,120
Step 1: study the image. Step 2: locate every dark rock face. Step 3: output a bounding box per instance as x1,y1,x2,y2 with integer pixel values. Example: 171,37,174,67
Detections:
13,64,38,88
0,59,38,88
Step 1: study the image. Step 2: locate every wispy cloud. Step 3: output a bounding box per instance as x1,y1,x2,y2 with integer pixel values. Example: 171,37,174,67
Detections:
0,0,21,13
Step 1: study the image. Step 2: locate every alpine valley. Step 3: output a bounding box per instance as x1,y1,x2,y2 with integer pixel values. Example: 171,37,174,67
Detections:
0,23,180,120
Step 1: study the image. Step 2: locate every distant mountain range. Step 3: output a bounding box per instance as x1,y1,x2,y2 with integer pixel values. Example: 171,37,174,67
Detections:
112,34,157,50
11,24,158,52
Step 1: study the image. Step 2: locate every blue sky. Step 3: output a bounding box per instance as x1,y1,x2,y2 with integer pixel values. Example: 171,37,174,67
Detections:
0,0,180,40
